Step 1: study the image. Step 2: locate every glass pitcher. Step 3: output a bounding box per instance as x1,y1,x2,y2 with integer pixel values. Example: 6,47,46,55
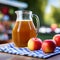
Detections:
12,10,40,47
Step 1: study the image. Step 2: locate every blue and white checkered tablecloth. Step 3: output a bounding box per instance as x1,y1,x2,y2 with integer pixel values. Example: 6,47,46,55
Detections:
0,43,60,59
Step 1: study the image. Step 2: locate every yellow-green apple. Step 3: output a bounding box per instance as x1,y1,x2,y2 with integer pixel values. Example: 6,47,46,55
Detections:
53,34,60,47
42,39,56,53
27,38,42,51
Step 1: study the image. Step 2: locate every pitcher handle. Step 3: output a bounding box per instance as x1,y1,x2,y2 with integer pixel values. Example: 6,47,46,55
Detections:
32,14,40,33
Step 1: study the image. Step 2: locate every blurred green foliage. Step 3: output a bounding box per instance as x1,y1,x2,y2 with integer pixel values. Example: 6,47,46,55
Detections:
52,6,60,27
38,33,55,40
44,5,60,27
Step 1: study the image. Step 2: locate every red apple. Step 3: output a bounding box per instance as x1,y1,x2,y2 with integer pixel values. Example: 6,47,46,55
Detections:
42,39,56,53
53,34,60,46
27,38,42,51
1,7,9,14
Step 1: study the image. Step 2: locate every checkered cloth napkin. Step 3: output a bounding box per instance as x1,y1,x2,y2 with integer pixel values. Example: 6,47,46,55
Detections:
0,43,60,59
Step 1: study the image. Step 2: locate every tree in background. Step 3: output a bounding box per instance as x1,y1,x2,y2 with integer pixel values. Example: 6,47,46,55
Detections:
44,5,60,27
52,6,60,27
44,6,56,26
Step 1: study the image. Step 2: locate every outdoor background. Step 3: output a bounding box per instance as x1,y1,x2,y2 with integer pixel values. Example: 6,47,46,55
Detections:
0,0,60,41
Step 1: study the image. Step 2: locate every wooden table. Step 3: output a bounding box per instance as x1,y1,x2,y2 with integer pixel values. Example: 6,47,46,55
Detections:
0,44,60,60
